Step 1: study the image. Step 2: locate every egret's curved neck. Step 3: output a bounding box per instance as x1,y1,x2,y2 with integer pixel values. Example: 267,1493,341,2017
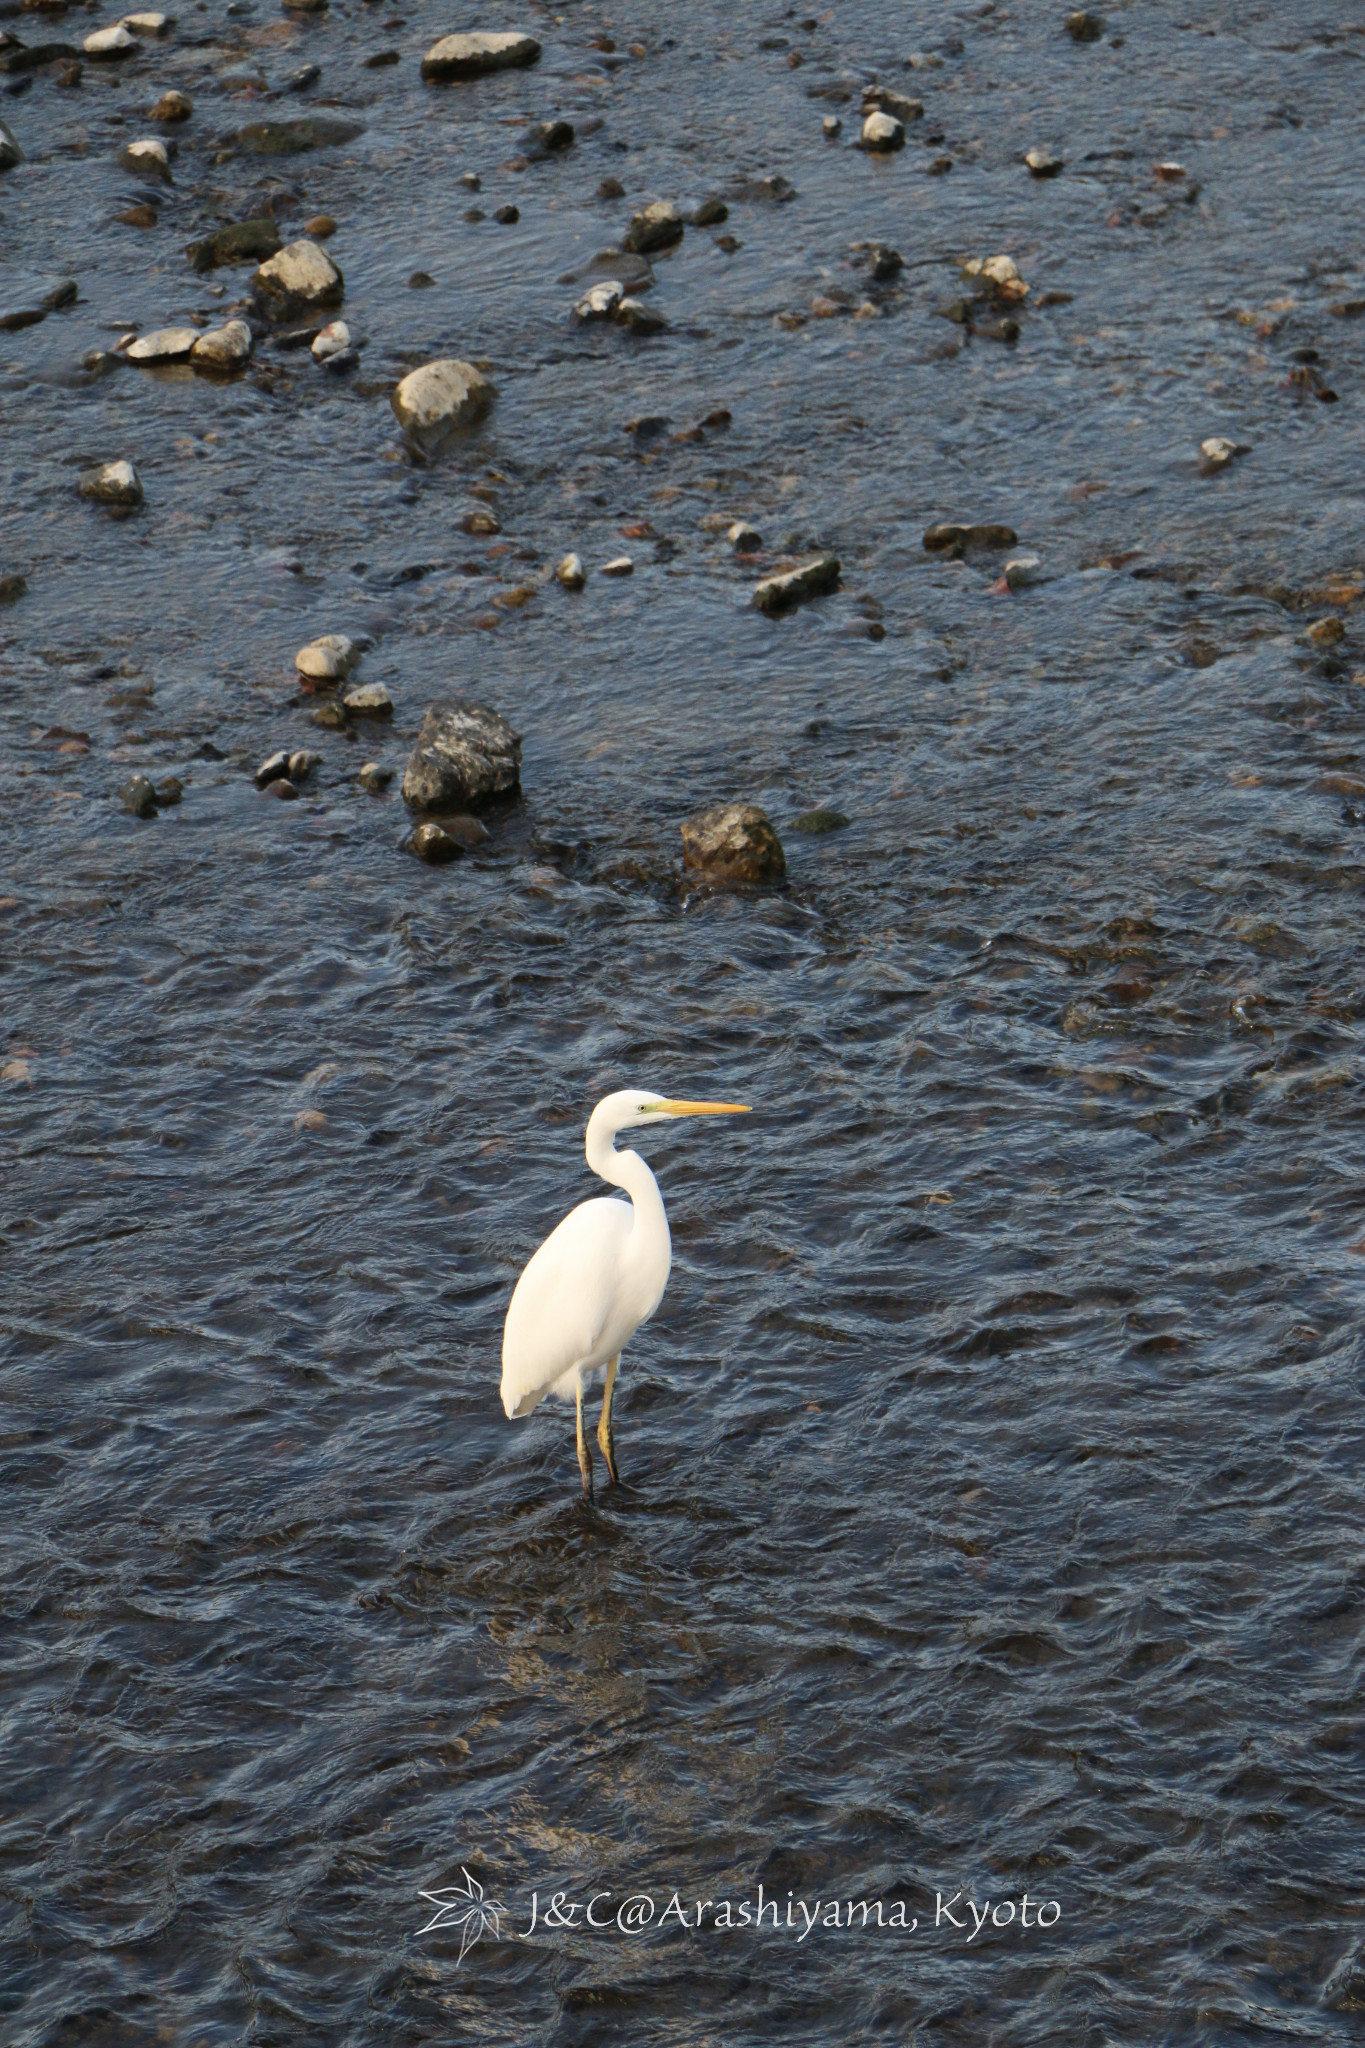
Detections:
586,1118,663,1222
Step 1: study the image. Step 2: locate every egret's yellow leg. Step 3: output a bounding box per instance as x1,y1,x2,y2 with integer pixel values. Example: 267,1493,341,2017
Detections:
597,1354,621,1486
575,1376,594,1501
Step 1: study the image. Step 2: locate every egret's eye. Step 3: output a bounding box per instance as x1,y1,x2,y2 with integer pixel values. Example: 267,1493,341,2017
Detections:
638,1102,661,1114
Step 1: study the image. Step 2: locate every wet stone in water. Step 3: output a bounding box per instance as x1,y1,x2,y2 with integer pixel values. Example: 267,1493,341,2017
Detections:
252,240,344,322
681,802,786,883
556,553,585,588
420,30,541,82
791,808,850,833
862,85,922,123
232,117,365,154
402,701,521,811
120,138,172,181
624,201,683,254
296,633,354,681
80,460,142,507
392,360,495,456
191,320,252,370
186,217,281,272
753,552,841,612
0,122,24,172
860,111,904,152
1066,9,1105,39
256,749,291,786
409,821,463,862
359,762,392,793
1026,145,1064,176
119,774,158,817
150,90,192,122
342,683,393,718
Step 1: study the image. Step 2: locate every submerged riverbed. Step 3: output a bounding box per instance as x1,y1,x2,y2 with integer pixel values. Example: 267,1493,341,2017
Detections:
3,1,1365,2041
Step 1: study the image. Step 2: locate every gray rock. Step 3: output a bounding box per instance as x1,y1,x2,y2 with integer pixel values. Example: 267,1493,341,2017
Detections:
0,42,78,76
624,201,683,254
120,138,172,180
693,196,728,226
791,807,849,833
409,821,463,862
85,22,137,56
681,802,786,883
252,239,343,321
573,278,622,322
191,319,252,370
119,774,158,817
823,115,842,138
1065,10,1104,39
0,276,77,333
923,521,1018,554
154,776,183,806
556,552,586,589
420,30,541,81
460,505,500,535
615,296,667,334
186,217,281,272
296,632,354,681
1025,145,1064,177
264,778,300,800
402,701,521,811
284,63,320,91
358,761,392,792
80,460,143,508
391,358,494,456
288,749,320,781
728,520,762,552
523,117,573,155
0,572,26,604
126,324,198,362
601,555,633,577
753,552,841,613
861,110,904,152
231,116,365,153
310,700,351,731
342,682,393,718
256,749,291,786
0,120,23,172
862,85,923,123
150,89,193,121
311,318,351,360
124,13,171,36
1199,435,1243,474
1004,553,1045,590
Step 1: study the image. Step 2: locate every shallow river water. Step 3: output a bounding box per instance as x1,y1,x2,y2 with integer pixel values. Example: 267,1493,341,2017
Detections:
3,1,1365,2042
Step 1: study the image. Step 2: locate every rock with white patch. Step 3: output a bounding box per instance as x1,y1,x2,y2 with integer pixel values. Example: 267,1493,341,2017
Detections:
420,30,540,81
391,358,494,456
861,110,905,152
120,137,172,179
126,324,197,362
86,22,137,55
296,633,355,681
191,319,252,370
79,460,143,507
252,239,343,322
402,701,522,811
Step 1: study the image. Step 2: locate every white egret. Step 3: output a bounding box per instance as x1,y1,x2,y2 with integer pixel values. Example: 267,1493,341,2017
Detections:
500,1091,751,1498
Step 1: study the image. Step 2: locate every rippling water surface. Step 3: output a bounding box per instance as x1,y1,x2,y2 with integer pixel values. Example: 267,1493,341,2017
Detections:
4,1,1365,2040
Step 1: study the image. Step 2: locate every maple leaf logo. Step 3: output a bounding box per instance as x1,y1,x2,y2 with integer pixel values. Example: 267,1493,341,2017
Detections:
415,1868,505,1963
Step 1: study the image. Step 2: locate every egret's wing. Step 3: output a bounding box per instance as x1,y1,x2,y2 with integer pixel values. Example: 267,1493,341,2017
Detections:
500,1197,634,1417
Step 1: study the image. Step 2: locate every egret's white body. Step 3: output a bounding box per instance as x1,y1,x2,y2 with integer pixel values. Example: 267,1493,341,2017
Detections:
500,1090,749,1495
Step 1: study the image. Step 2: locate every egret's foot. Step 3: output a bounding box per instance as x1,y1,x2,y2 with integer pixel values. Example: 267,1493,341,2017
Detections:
597,1353,621,1487
597,1418,620,1488
575,1380,594,1502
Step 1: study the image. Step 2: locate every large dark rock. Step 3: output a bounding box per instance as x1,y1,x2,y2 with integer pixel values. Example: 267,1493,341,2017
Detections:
681,802,786,884
186,217,281,272
230,116,364,154
402,702,521,812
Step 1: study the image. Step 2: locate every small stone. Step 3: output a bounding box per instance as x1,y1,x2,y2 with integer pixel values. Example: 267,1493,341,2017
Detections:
284,63,320,92
597,175,624,199
85,22,136,55
123,13,170,36
862,85,922,123
1154,160,1186,183
693,196,728,226
822,115,842,138
525,117,573,153
861,110,905,152
358,761,392,792
264,777,300,800
154,776,183,806
116,204,159,228
681,801,786,884
296,632,355,681
962,253,1028,302
150,89,192,121
1307,618,1346,647
420,30,541,81
79,460,143,508
126,324,197,363
460,171,481,190
402,700,522,811
1004,553,1045,590
556,552,585,589
310,699,351,731
392,358,495,456
615,296,667,334
1025,145,1064,176
573,278,622,321
409,821,463,862
408,270,435,289
461,505,500,535
186,217,280,272
0,572,26,603
1199,435,1241,473
342,682,393,718
753,552,840,613
1065,10,1104,40
305,213,337,238
288,748,320,781
56,60,83,88
601,556,633,577
791,807,849,834
0,122,24,172
311,317,351,360
190,318,252,370
252,238,343,321
119,773,158,817
493,205,519,225
624,200,683,254
256,748,291,786
923,521,1018,554
119,138,172,180
728,520,762,552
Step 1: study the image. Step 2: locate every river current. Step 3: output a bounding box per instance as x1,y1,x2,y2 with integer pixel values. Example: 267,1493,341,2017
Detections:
3,1,1365,2041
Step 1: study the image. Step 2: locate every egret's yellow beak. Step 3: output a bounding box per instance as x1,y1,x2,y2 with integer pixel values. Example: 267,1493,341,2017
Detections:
659,1100,751,1116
